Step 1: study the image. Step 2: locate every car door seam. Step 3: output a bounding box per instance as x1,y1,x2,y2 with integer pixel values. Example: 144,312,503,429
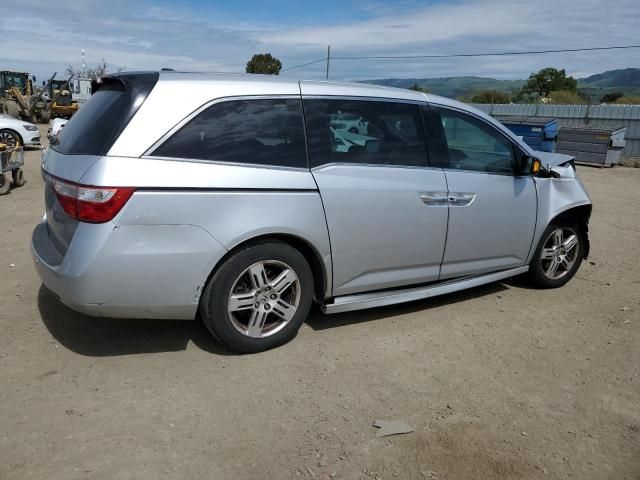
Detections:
438,168,450,281
524,179,540,264
300,85,335,299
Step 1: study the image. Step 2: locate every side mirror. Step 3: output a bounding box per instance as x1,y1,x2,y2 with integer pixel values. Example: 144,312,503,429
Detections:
530,157,541,174
515,153,537,175
528,156,560,178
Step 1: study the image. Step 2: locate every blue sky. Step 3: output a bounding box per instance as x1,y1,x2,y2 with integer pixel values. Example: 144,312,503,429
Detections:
1,0,639,83
155,0,435,26
160,0,379,25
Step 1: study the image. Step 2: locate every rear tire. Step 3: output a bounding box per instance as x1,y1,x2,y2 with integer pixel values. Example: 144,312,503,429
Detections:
12,168,25,187
0,174,10,195
527,223,584,288
200,241,314,353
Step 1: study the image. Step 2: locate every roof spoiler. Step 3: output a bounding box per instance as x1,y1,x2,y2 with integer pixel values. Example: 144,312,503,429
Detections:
91,72,159,95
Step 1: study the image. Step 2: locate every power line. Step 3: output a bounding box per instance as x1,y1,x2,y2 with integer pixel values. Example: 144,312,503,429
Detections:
281,44,640,72
281,57,327,72
331,44,640,60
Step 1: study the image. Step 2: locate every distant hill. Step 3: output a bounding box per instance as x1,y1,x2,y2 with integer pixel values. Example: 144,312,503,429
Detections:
578,68,640,97
363,76,525,98
363,68,640,100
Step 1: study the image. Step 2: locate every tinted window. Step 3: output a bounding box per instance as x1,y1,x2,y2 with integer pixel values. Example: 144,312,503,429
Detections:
52,73,158,156
153,99,307,169
434,107,516,174
304,99,427,168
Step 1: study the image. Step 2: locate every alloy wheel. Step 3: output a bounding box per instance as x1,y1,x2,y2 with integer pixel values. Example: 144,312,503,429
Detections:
227,260,301,338
539,227,580,280
0,131,18,148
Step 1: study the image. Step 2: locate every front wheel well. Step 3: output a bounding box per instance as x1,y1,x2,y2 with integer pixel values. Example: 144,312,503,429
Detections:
549,204,592,258
201,234,328,307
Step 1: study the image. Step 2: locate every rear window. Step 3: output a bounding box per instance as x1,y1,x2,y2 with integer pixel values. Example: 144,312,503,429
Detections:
152,98,307,169
51,72,158,156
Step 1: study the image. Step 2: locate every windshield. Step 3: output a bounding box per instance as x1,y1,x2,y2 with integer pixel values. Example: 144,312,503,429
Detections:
51,80,67,90
1,73,27,92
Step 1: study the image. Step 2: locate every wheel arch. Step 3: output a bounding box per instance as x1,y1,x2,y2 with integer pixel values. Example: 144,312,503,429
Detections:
200,233,330,309
0,128,24,147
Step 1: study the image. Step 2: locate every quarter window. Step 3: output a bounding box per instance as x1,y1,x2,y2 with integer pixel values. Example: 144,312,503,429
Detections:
304,99,428,168
153,98,307,169
434,107,517,174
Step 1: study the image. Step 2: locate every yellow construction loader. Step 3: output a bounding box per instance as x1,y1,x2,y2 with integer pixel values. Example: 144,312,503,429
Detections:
45,74,79,119
0,71,49,123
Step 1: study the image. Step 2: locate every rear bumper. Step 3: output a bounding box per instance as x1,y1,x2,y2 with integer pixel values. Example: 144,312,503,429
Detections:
31,220,227,319
31,223,94,316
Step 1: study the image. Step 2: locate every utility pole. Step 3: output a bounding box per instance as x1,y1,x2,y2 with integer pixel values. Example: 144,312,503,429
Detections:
326,45,331,80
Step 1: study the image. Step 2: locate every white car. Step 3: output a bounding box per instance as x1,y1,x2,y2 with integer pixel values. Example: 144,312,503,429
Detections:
47,118,68,141
330,112,369,134
0,114,41,148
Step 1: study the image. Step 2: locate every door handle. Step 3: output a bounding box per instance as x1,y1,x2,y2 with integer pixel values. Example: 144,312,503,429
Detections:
420,192,476,207
420,192,449,206
448,193,477,207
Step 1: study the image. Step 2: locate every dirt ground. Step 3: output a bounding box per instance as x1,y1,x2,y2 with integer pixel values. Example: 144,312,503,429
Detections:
1,126,639,480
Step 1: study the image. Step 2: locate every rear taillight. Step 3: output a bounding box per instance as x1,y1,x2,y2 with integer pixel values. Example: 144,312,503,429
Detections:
52,177,135,223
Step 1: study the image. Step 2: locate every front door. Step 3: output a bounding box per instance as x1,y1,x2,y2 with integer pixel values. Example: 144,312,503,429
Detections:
428,105,538,279
303,97,449,296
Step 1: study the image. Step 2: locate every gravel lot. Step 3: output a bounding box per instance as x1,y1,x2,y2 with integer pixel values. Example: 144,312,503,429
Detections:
1,127,639,479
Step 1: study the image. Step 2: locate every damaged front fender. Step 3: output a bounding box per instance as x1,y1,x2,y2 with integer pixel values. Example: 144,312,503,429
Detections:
529,162,592,263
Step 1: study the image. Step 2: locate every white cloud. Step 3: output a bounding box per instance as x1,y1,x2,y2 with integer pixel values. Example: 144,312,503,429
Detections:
259,1,529,48
2,0,639,82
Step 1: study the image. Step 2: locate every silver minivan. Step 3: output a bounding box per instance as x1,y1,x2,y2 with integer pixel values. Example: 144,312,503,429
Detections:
32,71,592,352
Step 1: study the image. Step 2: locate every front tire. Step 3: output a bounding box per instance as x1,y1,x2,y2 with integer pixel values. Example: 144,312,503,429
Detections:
38,111,50,124
527,223,584,288
200,241,314,353
3,101,21,119
0,129,20,148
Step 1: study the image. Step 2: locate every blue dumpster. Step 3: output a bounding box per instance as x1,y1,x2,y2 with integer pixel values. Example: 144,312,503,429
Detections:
498,116,558,152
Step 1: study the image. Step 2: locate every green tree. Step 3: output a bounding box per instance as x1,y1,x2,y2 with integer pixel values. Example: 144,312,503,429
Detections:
470,89,510,104
408,83,428,92
600,92,624,103
246,53,282,75
520,67,577,99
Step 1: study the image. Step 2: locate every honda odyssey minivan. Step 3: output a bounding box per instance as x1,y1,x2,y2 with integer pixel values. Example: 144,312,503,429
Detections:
32,71,592,352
